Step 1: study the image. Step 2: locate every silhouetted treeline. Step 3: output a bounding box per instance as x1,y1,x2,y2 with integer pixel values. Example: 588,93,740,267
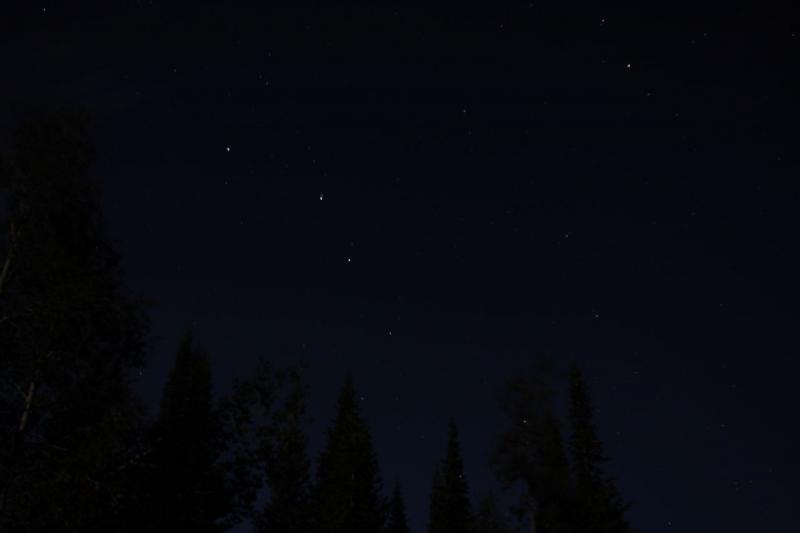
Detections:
0,113,634,532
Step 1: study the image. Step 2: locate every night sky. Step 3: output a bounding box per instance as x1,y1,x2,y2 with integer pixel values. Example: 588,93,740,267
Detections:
2,2,798,532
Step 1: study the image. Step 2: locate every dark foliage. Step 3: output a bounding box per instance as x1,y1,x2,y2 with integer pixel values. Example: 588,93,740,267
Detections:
256,364,313,533
385,481,410,533
428,419,473,533
219,358,281,525
131,332,230,531
0,111,148,532
492,356,573,533
313,375,386,533
568,364,632,533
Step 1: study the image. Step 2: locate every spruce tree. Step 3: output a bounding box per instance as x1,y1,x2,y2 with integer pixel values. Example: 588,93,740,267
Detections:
428,419,473,533
385,480,410,533
257,364,312,533
313,375,386,533
568,364,631,533
0,111,148,532
139,332,229,532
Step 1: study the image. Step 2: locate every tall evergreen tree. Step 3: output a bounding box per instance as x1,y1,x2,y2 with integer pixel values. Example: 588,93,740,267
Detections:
219,358,281,526
428,419,473,533
385,480,410,533
313,375,386,533
0,111,148,532
492,356,573,533
568,364,631,533
257,364,313,533
535,415,574,533
474,491,513,533
427,466,445,533
136,332,229,532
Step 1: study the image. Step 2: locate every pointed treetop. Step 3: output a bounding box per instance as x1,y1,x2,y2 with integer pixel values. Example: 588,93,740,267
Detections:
429,418,473,533
386,480,410,533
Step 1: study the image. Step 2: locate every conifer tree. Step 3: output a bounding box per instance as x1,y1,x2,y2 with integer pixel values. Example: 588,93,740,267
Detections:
385,480,410,533
568,364,631,533
427,466,445,533
257,364,312,533
138,332,229,532
313,375,386,533
535,415,574,533
0,111,148,532
428,419,473,533
492,356,573,533
219,358,280,526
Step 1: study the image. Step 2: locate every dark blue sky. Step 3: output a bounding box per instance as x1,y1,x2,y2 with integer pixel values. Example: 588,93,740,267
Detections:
2,2,798,532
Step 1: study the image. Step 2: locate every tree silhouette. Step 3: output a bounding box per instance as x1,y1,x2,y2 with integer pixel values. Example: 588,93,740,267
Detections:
0,111,148,532
137,331,229,532
385,480,410,533
492,356,573,533
568,364,631,533
257,363,313,533
313,374,386,533
219,358,280,526
428,419,473,533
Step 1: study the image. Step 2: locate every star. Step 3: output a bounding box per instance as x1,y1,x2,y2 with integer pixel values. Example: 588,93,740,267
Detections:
225,146,231,152
319,193,324,201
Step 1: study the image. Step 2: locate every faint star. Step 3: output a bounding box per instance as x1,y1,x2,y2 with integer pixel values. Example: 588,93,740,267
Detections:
226,146,231,152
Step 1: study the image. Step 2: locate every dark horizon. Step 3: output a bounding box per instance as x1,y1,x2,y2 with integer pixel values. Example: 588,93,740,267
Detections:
2,2,798,532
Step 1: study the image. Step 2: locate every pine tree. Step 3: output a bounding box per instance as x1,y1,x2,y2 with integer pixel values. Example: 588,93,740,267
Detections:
0,111,148,532
313,375,386,533
428,419,473,533
385,480,410,533
474,491,513,533
138,331,229,532
568,364,631,533
257,364,313,533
